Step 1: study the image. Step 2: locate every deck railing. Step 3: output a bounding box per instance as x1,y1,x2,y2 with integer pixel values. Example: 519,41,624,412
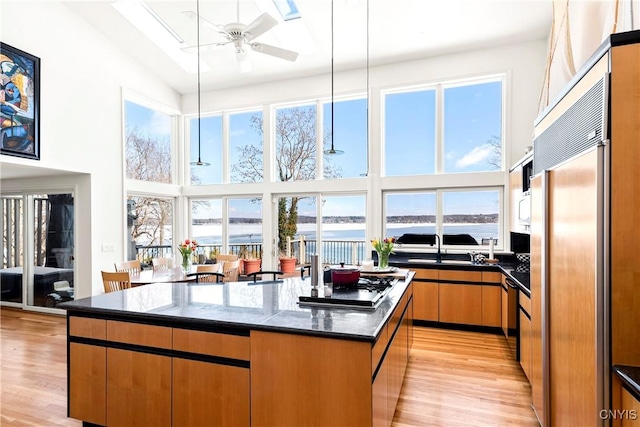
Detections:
134,238,369,268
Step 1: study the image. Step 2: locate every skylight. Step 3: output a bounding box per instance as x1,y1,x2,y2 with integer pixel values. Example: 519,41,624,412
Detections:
272,0,301,21
112,0,209,74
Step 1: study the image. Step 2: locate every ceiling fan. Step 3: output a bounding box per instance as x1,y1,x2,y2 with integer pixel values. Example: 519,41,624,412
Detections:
182,3,299,71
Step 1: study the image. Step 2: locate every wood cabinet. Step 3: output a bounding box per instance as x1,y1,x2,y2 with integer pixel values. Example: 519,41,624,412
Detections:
107,348,172,427
413,267,501,327
519,293,532,382
68,317,106,425
439,283,483,325
67,318,252,427
69,343,106,425
413,281,438,321
612,374,640,427
67,282,414,427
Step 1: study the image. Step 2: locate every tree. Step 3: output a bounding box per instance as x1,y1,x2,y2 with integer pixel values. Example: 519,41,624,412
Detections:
486,135,502,170
231,106,341,252
125,127,173,247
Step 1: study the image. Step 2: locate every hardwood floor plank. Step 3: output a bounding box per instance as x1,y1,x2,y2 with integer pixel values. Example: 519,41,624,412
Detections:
0,308,80,427
1,308,538,427
392,327,539,427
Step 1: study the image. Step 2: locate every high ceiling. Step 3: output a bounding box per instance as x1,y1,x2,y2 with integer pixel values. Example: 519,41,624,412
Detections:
1,0,551,181
63,0,553,95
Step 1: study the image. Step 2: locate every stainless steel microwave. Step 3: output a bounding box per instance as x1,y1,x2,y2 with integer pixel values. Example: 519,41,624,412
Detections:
518,191,531,226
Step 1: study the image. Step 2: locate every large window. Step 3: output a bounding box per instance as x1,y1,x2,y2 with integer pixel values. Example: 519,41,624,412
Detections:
384,89,436,176
442,190,500,245
190,115,222,185
191,198,222,259
274,104,317,182
443,81,502,173
384,192,437,237
383,77,503,176
124,100,174,183
322,98,368,178
230,111,263,184
127,195,174,264
384,189,501,248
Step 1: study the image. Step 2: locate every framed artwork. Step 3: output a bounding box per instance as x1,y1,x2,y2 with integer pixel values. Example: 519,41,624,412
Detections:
1,42,40,160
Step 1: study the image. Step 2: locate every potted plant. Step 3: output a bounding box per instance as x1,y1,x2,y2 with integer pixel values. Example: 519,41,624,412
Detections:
242,249,262,275
279,254,297,273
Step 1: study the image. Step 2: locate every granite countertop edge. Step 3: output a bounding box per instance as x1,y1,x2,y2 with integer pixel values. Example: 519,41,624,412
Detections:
390,257,531,295
60,276,414,344
613,365,640,402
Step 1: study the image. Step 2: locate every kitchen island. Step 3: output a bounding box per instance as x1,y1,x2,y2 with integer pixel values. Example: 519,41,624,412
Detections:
60,272,414,427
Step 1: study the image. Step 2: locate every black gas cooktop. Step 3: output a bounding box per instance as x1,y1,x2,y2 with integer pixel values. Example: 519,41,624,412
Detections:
298,277,397,309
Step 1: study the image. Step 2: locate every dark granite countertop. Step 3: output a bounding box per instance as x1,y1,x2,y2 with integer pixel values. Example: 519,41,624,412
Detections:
613,365,640,402
59,274,414,343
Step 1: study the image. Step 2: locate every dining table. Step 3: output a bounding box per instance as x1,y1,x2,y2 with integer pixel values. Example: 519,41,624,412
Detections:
129,267,197,286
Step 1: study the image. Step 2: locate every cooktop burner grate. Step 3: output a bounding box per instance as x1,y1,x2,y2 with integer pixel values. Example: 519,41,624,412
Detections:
298,278,397,309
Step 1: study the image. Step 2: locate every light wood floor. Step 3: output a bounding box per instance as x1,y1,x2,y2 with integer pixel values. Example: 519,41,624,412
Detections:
0,308,539,426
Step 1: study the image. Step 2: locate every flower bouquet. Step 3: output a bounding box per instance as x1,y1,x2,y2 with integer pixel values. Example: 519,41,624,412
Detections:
178,239,198,273
371,237,396,269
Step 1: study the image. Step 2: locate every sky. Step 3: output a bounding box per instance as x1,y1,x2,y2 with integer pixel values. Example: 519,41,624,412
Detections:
125,78,502,219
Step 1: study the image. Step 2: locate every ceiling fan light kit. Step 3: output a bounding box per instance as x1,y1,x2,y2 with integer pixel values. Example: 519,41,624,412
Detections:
182,2,298,67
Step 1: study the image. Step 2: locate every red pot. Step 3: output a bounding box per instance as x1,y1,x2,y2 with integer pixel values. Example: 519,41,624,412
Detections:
331,266,360,286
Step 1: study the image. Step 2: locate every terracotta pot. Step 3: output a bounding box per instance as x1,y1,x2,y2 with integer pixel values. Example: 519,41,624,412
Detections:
243,258,262,275
279,257,297,273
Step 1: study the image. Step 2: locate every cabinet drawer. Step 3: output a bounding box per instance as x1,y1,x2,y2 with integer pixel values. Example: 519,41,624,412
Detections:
69,317,106,340
414,269,439,280
107,321,172,349
482,271,502,284
371,324,388,375
173,329,250,361
519,291,531,315
439,270,481,282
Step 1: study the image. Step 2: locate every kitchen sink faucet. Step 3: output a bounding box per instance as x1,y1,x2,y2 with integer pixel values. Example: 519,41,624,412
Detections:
432,234,442,263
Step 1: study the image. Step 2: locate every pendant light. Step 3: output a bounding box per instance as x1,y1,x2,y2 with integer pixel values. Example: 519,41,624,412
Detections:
191,0,210,166
323,0,344,155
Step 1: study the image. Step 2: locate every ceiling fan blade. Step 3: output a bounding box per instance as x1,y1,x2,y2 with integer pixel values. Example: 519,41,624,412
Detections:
182,10,230,38
243,13,278,41
181,41,231,54
250,43,298,62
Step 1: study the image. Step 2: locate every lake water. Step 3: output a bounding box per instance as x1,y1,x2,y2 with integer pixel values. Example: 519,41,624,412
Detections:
193,222,499,245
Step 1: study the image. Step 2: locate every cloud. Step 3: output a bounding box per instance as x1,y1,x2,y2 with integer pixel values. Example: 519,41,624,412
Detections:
455,143,493,168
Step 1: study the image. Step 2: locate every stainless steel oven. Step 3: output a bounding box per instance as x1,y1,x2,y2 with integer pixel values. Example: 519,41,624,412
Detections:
502,278,519,360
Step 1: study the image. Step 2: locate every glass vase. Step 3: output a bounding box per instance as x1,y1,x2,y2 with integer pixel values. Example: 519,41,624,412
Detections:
377,252,389,269
181,253,191,274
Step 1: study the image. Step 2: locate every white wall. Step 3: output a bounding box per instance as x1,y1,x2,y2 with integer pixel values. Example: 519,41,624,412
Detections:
1,0,547,299
1,1,179,298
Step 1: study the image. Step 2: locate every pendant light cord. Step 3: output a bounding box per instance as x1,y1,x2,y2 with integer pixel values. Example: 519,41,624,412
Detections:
331,0,334,151
192,0,209,166
197,0,202,162
324,0,343,155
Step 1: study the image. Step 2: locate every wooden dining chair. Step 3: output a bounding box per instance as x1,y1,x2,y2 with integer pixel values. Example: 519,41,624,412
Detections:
114,259,141,275
101,271,132,293
216,254,239,262
151,257,171,272
222,260,240,282
193,264,224,283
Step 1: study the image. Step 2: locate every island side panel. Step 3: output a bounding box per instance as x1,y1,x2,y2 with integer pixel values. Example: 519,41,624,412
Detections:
250,330,372,427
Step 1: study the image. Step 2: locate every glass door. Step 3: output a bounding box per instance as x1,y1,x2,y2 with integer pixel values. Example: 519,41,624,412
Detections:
1,195,24,305
29,193,75,308
1,192,75,309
